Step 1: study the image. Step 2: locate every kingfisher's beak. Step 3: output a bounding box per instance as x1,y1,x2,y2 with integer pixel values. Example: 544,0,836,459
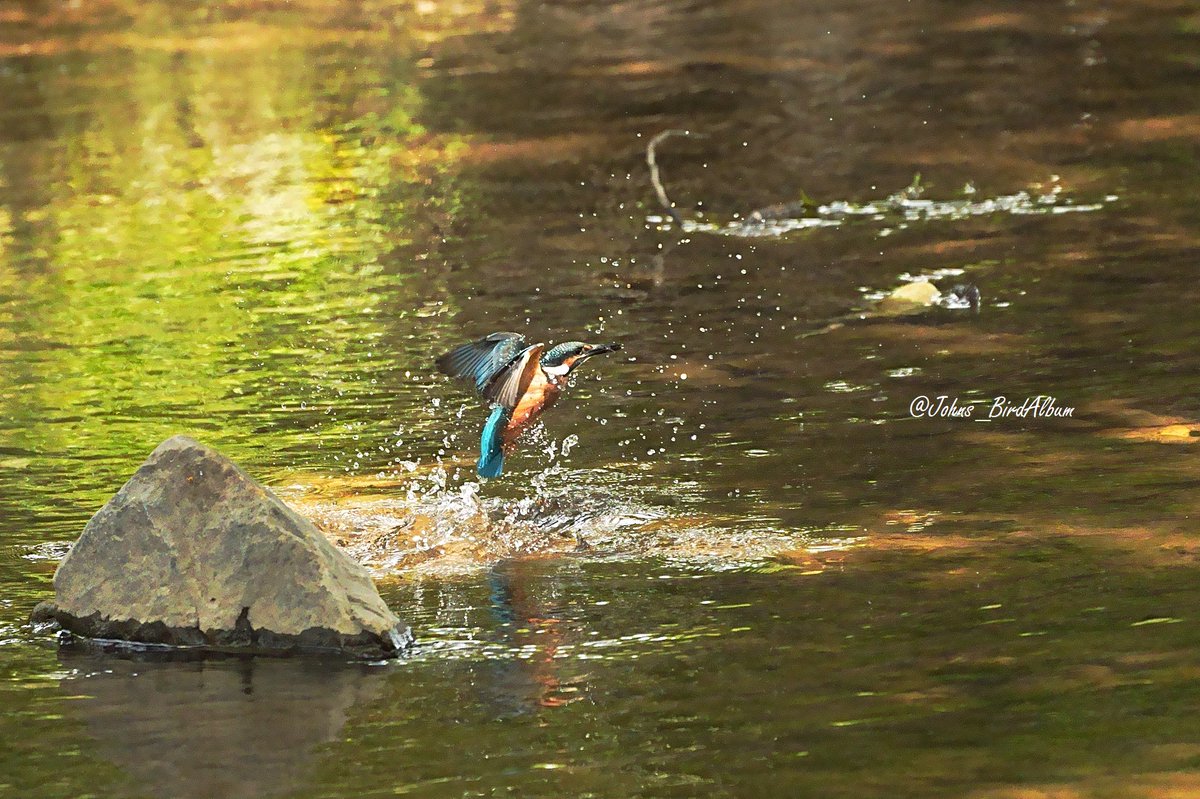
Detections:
572,342,621,365
578,338,624,359
569,342,621,369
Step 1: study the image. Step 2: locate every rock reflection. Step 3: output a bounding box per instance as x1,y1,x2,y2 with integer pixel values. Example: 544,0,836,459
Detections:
56,650,388,799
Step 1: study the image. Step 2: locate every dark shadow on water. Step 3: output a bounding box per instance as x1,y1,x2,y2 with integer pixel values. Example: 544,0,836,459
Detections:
54,649,390,799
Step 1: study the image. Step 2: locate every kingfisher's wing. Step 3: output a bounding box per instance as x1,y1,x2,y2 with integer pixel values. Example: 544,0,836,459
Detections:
436,332,527,395
482,343,545,410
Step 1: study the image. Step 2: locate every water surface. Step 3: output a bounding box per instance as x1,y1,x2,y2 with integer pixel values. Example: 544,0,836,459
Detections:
3,0,1200,796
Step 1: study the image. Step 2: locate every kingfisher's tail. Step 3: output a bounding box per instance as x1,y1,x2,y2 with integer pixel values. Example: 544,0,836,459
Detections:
478,406,510,478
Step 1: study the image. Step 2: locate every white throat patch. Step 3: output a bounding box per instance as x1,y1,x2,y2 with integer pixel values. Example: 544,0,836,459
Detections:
542,363,570,377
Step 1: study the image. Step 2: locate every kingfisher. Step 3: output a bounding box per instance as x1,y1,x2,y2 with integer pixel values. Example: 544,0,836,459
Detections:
436,332,621,478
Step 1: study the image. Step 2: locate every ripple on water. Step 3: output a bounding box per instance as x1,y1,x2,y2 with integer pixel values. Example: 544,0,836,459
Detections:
649,181,1113,238
19,541,73,562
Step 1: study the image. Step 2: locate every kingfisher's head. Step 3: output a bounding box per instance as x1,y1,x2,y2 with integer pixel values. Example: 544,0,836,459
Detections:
541,341,621,376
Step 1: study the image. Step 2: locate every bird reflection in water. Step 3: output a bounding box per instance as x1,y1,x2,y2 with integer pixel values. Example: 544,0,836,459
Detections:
482,560,589,715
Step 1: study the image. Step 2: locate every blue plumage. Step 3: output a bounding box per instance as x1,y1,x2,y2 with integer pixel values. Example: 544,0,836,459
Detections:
437,332,622,479
478,405,509,478
435,332,527,394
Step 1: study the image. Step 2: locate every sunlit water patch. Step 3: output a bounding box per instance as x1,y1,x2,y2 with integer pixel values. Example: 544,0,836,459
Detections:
276,462,845,577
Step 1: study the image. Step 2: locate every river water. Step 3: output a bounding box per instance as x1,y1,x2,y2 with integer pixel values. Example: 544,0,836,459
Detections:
3,1,1200,796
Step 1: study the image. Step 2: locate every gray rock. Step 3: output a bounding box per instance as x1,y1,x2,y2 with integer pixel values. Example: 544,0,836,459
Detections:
31,435,411,658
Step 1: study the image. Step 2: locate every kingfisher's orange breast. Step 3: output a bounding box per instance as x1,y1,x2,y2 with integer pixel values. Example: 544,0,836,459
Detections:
502,368,561,449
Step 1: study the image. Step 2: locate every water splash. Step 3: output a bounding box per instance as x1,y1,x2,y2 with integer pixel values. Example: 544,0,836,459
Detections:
279,465,669,575
276,452,841,577
648,177,1113,239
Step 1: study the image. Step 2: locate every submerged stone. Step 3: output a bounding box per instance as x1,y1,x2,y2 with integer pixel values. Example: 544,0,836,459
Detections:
875,280,942,314
31,435,411,658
